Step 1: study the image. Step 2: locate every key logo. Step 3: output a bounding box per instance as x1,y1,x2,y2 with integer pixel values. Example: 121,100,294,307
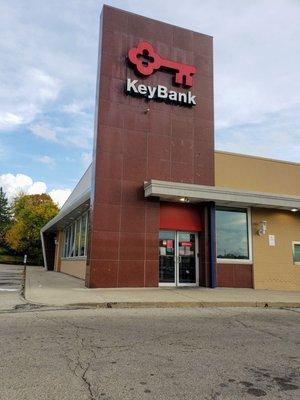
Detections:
128,41,196,87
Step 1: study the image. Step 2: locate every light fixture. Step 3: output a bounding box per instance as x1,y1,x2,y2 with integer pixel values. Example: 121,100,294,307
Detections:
291,208,298,212
257,220,267,236
179,197,190,203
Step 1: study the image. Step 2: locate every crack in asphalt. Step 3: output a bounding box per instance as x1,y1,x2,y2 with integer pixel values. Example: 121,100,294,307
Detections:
33,314,98,399
281,307,300,314
63,319,97,400
233,317,295,344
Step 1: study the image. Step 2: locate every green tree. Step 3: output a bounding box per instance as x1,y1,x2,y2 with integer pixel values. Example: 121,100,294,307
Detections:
5,193,59,265
0,187,12,248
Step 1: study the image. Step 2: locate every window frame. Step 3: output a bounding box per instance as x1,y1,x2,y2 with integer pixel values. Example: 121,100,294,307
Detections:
61,211,89,260
216,206,253,265
292,241,300,265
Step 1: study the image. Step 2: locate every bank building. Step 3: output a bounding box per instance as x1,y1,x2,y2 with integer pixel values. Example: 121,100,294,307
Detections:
41,5,300,290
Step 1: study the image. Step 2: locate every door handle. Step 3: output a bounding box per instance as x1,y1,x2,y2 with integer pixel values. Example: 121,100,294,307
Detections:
178,256,182,263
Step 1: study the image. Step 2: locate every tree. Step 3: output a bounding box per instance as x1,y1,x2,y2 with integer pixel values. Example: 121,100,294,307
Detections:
0,187,12,247
5,193,59,265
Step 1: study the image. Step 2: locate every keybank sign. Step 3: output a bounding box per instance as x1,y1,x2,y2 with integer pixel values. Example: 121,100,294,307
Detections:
125,41,197,107
125,79,196,106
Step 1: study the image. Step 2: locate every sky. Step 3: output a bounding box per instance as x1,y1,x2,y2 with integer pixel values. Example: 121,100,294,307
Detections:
0,0,299,207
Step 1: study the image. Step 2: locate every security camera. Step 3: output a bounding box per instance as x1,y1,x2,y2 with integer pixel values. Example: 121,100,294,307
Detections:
258,220,267,236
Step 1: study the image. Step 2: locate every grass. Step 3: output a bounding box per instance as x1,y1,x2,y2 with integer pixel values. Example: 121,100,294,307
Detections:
0,247,24,265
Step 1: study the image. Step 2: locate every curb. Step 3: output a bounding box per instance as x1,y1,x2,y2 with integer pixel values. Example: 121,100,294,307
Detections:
86,301,300,309
22,300,300,310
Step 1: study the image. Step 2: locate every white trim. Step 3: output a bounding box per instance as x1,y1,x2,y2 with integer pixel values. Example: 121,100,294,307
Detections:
159,282,176,287
217,259,253,265
216,207,253,264
248,207,253,263
292,241,300,265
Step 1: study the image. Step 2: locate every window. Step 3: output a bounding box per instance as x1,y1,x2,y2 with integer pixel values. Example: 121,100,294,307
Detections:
80,214,88,256
216,207,251,261
293,242,300,264
75,219,80,256
62,212,89,259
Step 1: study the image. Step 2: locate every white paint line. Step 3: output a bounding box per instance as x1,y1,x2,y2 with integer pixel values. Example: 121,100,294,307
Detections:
0,288,18,292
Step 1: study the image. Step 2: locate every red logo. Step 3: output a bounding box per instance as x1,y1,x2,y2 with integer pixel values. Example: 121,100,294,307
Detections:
128,41,196,87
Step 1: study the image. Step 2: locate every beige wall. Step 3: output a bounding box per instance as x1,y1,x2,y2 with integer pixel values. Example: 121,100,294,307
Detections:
60,259,86,280
54,229,86,280
215,151,300,290
252,208,300,290
215,151,300,196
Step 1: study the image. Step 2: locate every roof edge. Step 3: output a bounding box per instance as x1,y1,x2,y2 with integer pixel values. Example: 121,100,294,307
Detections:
42,189,91,233
215,150,300,166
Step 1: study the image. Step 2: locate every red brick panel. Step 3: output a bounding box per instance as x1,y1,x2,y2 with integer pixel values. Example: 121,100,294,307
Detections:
86,5,214,287
216,264,253,288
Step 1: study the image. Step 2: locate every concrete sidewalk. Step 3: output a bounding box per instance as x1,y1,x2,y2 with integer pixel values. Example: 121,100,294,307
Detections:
25,266,300,308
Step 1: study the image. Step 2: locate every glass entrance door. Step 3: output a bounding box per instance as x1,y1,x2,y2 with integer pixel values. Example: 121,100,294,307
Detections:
159,231,198,286
159,231,176,284
177,232,197,286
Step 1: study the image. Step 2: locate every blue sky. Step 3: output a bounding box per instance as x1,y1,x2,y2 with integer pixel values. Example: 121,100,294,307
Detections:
0,0,299,206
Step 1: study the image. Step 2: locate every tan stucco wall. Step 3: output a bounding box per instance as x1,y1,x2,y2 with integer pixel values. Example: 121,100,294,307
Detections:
215,151,300,196
60,259,86,280
252,208,300,290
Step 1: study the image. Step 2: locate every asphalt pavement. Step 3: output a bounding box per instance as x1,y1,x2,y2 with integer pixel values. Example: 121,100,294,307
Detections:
0,307,299,400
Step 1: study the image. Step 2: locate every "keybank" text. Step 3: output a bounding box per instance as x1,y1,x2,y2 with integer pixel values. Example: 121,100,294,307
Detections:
125,79,196,106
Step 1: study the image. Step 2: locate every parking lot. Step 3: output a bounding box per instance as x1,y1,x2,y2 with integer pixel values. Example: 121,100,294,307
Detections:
0,306,299,399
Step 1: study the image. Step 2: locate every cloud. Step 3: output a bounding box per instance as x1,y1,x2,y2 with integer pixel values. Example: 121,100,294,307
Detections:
0,0,95,138
0,173,46,201
28,68,60,102
28,122,93,149
36,155,55,166
0,113,23,129
27,181,47,195
62,99,92,115
0,68,61,131
30,124,58,142
60,127,92,149
216,107,300,162
48,188,72,208
0,173,71,208
81,152,92,168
